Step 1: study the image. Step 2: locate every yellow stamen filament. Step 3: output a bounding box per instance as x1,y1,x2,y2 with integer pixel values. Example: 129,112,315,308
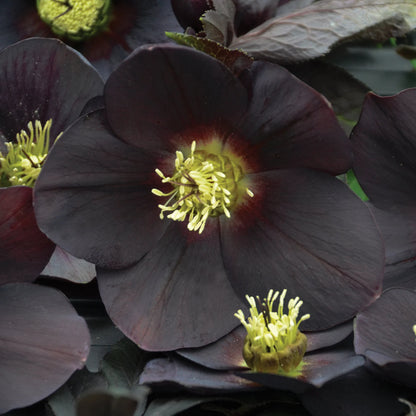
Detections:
0,120,58,188
235,289,310,374
152,140,253,234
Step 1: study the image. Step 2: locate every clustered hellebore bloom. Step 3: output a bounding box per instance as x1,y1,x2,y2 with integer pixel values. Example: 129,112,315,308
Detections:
140,307,361,395
34,43,384,351
351,88,416,289
0,37,103,285
0,0,182,78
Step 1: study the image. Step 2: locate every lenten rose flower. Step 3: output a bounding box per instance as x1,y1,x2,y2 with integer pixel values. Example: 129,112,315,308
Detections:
0,0,182,79
0,37,103,285
34,43,383,350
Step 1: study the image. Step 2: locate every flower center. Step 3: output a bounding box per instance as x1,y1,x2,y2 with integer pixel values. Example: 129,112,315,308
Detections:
36,0,111,42
0,120,58,188
235,289,310,374
152,141,253,234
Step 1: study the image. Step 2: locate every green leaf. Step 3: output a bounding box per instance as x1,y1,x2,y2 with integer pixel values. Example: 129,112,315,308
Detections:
346,169,369,201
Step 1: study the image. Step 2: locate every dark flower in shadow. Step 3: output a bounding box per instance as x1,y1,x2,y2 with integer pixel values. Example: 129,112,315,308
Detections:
0,0,182,79
0,37,103,285
34,43,383,350
139,319,362,395
351,88,416,289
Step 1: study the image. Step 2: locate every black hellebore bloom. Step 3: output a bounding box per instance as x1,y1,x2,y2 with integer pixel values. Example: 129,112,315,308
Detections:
34,44,383,351
0,282,90,413
0,0,182,79
140,316,361,394
351,88,416,289
0,37,103,285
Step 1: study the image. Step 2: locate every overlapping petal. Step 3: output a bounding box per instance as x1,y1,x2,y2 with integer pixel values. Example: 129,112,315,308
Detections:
35,110,167,269
0,37,103,141
98,221,243,350
141,324,360,395
352,89,416,209
104,43,248,152
237,61,352,174
220,169,383,330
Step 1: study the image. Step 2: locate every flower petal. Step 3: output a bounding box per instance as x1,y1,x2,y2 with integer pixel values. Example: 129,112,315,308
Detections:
34,110,168,269
0,283,90,413
140,356,258,393
40,246,96,284
369,205,416,290
0,37,103,141
352,89,416,210
97,221,243,351
104,44,248,151
301,366,411,416
354,287,416,387
0,187,54,285
240,348,364,394
237,61,352,174
221,168,383,331
177,322,353,371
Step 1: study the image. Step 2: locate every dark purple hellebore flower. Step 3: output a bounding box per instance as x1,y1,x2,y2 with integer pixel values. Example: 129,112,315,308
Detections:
140,321,363,394
0,37,103,285
351,88,416,289
34,43,383,351
354,287,416,388
0,0,182,79
0,282,90,413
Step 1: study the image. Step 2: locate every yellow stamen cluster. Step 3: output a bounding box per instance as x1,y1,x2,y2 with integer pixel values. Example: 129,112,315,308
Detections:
36,0,111,42
0,120,55,188
413,324,416,341
152,141,253,234
235,289,310,374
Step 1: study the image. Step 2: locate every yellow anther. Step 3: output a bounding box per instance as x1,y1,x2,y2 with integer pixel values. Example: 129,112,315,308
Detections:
152,140,253,234
0,120,60,188
235,289,310,374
